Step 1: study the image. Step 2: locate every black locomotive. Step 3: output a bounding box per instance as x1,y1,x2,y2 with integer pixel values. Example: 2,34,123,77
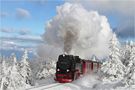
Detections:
55,54,101,83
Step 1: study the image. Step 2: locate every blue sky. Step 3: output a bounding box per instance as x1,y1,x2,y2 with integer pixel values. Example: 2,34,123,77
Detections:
1,1,65,35
0,1,65,52
0,0,121,37
0,0,134,58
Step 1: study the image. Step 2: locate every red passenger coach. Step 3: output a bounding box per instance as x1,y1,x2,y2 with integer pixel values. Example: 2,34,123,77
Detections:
54,54,102,83
82,60,101,74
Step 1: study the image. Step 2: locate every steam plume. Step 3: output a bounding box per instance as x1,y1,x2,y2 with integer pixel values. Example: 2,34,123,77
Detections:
39,3,113,59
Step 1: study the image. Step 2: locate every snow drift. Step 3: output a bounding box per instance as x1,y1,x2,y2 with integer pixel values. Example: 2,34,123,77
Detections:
73,73,100,88
38,3,113,59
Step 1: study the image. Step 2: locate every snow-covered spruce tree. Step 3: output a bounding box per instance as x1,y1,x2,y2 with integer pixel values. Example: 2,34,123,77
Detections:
124,43,135,86
0,60,9,90
7,54,28,90
0,54,2,85
36,62,49,79
36,60,56,79
0,56,13,90
0,54,2,65
0,54,28,90
48,60,56,75
122,41,133,66
19,50,33,85
125,41,134,71
101,33,125,82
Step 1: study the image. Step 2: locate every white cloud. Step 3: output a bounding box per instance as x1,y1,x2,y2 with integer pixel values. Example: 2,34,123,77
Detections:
0,35,42,55
67,0,134,15
0,40,37,58
0,35,43,44
16,8,30,19
19,28,31,35
0,27,32,36
0,40,18,50
0,28,15,33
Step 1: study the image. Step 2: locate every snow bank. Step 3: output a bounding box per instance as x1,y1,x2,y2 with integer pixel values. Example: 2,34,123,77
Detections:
73,73,101,89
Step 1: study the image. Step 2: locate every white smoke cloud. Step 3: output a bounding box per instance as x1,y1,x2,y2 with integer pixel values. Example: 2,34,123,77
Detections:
68,0,135,40
37,44,62,60
40,3,113,59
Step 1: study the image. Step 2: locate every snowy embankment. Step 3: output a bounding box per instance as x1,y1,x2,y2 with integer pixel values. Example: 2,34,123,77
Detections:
27,74,99,90
27,74,135,90
27,83,80,90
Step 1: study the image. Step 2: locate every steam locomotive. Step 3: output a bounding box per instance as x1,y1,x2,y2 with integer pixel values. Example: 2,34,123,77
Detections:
55,54,102,83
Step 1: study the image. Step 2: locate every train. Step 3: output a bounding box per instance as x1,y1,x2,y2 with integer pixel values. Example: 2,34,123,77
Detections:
54,54,102,83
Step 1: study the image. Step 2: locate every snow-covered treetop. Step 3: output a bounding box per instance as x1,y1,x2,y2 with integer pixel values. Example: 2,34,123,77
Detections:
109,33,121,58
91,55,97,61
13,55,17,64
21,49,29,65
129,41,135,48
110,33,119,46
125,40,134,47
23,50,28,59
10,53,17,65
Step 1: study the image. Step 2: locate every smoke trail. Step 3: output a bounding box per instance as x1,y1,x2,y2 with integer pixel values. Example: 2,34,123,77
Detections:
64,30,78,53
38,3,113,59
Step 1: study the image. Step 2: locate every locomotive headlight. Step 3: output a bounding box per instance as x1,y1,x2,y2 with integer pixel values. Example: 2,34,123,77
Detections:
57,68,60,71
67,69,69,72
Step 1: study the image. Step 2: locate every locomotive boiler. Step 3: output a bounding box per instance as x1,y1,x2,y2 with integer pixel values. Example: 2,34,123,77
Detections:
54,54,101,83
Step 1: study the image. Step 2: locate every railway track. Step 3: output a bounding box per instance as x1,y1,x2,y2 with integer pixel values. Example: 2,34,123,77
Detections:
27,83,62,90
27,82,80,90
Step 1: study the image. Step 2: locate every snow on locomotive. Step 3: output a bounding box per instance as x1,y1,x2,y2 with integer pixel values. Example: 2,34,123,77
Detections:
55,54,102,83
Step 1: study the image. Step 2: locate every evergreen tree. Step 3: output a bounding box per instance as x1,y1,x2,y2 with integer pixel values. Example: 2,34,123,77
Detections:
0,54,27,90
126,41,134,71
101,33,125,81
0,55,2,84
7,55,27,90
36,65,49,79
48,61,56,75
19,50,33,85
124,43,135,86
36,60,56,79
0,60,9,90
122,41,133,66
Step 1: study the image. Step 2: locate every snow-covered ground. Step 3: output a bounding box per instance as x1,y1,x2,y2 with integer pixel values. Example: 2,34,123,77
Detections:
27,74,135,90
